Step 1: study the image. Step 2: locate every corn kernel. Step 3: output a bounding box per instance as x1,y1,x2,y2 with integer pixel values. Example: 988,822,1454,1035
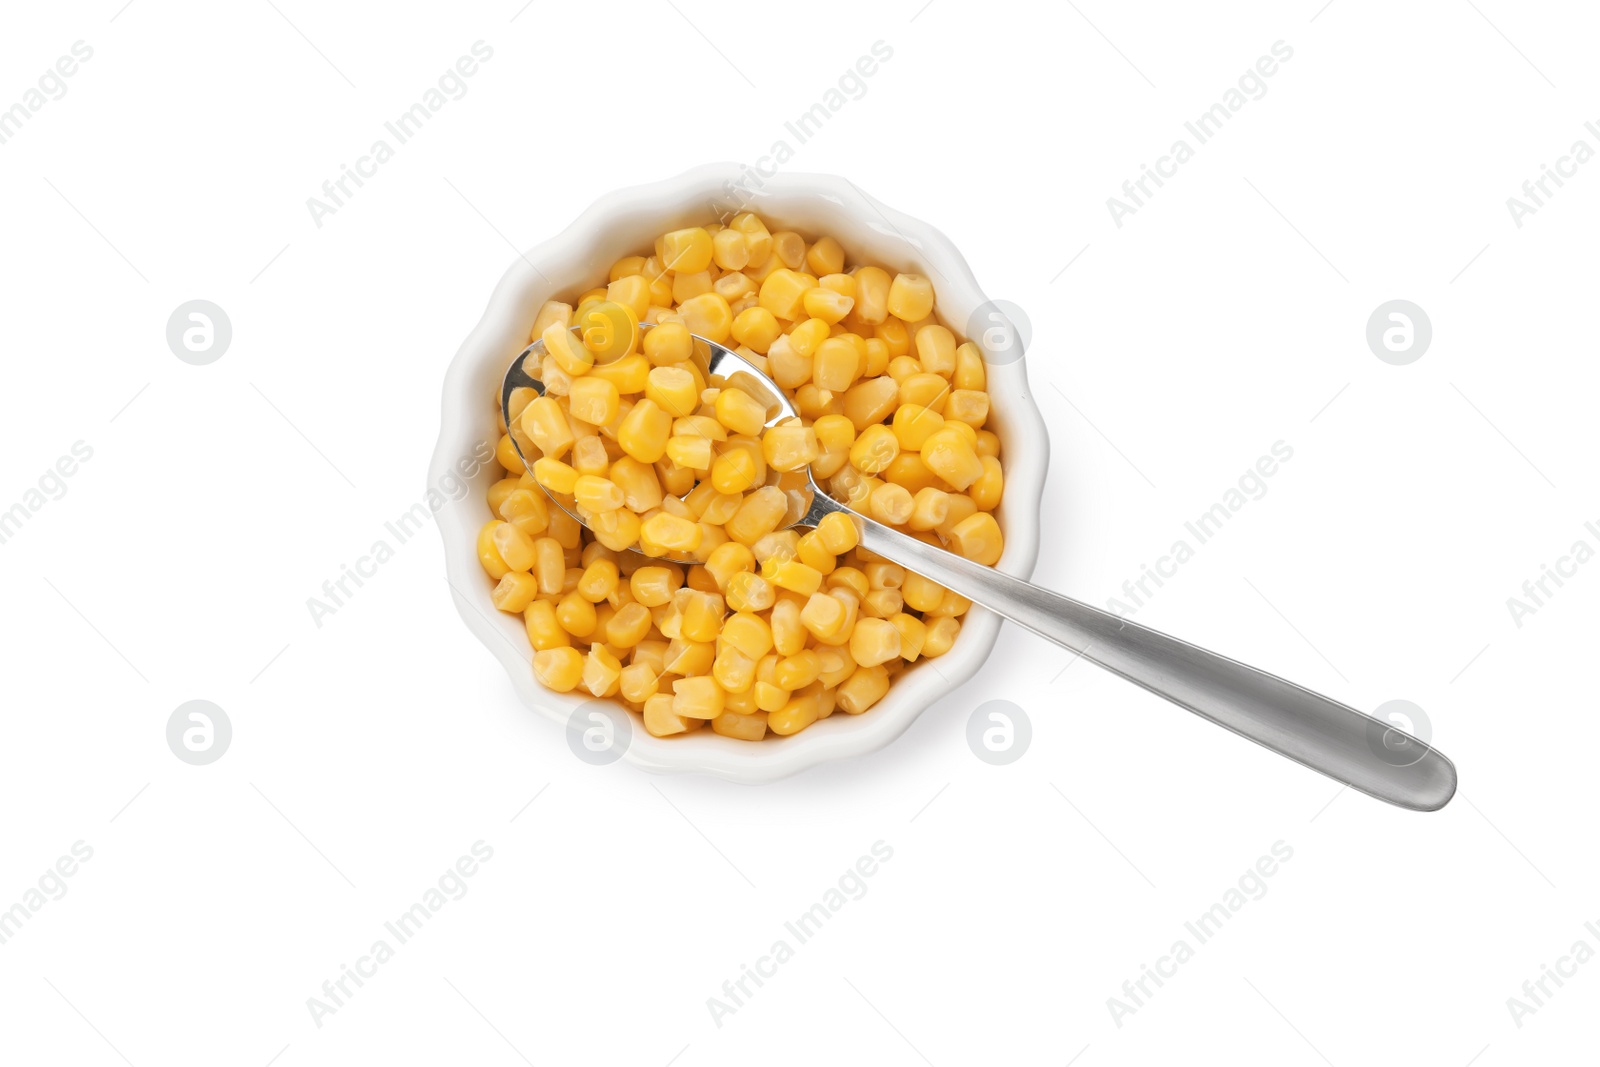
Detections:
970,455,1003,511
714,387,769,436
842,376,900,430
923,616,960,657
566,376,619,426
849,617,902,667
725,570,776,612
953,341,986,390
837,664,890,714
533,647,583,691
617,398,671,463
769,692,820,736
677,292,733,344
711,710,767,740
582,645,622,697
950,511,1004,565
868,482,914,526
887,273,934,321
640,512,702,556
762,420,819,471
758,269,816,320
813,337,861,392
944,389,990,428
815,511,860,553
643,321,693,366
672,676,725,719
573,475,625,513
491,571,538,613
662,227,714,273
849,424,900,475
576,300,638,363
710,448,759,494
921,427,984,490
606,275,651,318
908,487,950,531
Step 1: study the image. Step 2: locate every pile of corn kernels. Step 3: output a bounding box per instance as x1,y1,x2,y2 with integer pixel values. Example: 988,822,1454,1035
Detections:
477,212,1005,740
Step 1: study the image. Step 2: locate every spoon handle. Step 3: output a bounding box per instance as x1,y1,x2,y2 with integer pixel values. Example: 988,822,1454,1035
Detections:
841,505,1456,811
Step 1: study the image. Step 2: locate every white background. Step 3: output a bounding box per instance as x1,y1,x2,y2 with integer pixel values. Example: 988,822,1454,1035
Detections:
1,1,1596,1064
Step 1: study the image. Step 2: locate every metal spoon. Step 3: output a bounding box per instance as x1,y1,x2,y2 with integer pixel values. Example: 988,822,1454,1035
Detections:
502,326,1457,811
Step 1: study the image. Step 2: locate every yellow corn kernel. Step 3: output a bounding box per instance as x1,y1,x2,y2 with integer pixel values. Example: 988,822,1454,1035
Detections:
758,269,815,320
802,286,853,325
606,274,651,319
766,230,803,269
923,615,959,657
581,645,622,697
908,487,950,531
608,257,646,283
892,403,946,451
664,636,715,676
556,591,597,637
716,274,757,305
671,676,725,720
725,570,776,612
498,489,549,539
783,319,825,361
617,398,671,463
902,569,945,612
899,372,951,412
707,448,755,494
889,612,927,661
711,227,750,271
629,565,679,607
851,265,890,324
711,710,767,740
766,334,812,390
914,324,957,376
589,509,641,552
672,270,713,305
926,587,972,618
970,456,1004,511
531,299,573,337
665,434,713,471
704,541,755,590
849,424,900,475
608,456,663,512
816,645,857,686
876,317,911,359
490,571,538,613
715,615,769,667
842,376,900,431
577,558,619,602
768,692,820,736
767,597,803,656
953,341,986,390
712,645,757,693
975,429,1001,458
714,387,769,436
761,557,821,598
640,512,703,556
642,321,693,366
887,273,935,321
532,457,579,496
949,512,1004,565
523,600,569,650
752,682,789,714
487,476,521,515
495,433,526,476
794,530,835,575
566,376,619,426
532,536,565,594
656,459,696,497
774,649,819,690
800,235,841,275
887,355,920,383
849,617,902,667
861,587,902,619
678,590,723,643
618,660,659,703
724,486,787,544
607,602,652,647
868,482,914,526
487,521,533,573
812,337,860,392
731,306,782,354
799,591,850,641
542,322,594,377
661,227,714,273
921,427,984,490
944,389,990,428
533,647,583,692
730,213,772,265
637,693,685,737
521,396,575,459
572,475,625,513
827,565,869,599
762,420,819,472
837,664,891,714
677,292,733,344
814,511,859,554
587,353,650,394
569,435,609,476
936,492,979,538
575,300,638,363
699,489,742,526
643,366,697,418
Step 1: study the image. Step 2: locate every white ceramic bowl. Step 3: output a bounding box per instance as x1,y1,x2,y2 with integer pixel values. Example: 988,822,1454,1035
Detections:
431,164,1048,782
